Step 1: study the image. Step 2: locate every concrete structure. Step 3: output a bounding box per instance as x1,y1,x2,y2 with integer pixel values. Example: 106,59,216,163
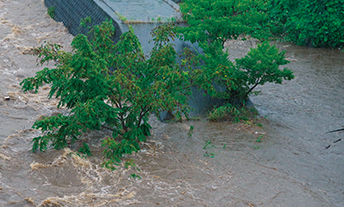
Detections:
44,0,228,118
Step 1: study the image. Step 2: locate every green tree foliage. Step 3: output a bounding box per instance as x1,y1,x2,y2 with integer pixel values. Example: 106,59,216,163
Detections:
269,0,344,48
21,21,192,168
190,41,293,102
179,0,344,48
267,0,297,35
189,41,238,100
286,0,344,47
235,41,294,98
178,0,293,103
178,0,270,46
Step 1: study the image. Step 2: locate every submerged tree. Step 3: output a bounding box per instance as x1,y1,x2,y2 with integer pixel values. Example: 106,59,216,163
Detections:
178,0,294,104
21,21,193,169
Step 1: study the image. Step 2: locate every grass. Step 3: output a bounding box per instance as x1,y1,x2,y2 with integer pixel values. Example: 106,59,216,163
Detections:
47,6,55,19
208,103,259,123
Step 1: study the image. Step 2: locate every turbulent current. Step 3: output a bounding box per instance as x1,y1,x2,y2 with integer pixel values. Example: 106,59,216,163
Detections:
1,0,343,206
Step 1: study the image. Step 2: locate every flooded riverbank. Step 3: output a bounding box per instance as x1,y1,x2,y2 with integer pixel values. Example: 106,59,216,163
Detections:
1,0,343,206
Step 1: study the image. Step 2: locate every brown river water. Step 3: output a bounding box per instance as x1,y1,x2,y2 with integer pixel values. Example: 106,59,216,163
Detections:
1,0,343,206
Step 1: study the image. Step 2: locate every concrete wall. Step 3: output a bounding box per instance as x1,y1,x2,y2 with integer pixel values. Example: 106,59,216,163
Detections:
44,0,123,43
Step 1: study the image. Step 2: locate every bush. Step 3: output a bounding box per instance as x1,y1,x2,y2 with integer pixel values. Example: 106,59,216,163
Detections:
209,103,241,122
269,0,344,48
197,41,294,102
178,0,293,104
21,21,193,169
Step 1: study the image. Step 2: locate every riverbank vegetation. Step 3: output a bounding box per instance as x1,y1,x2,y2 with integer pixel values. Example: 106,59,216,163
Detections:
180,0,344,49
178,0,343,120
268,0,344,48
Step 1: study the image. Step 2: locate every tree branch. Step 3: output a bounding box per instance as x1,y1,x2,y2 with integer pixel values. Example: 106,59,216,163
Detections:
245,80,260,98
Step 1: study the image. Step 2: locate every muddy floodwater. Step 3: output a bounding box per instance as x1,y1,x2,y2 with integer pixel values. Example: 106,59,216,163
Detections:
1,0,344,206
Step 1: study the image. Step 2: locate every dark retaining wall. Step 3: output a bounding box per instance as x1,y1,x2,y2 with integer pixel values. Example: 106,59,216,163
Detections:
44,0,122,43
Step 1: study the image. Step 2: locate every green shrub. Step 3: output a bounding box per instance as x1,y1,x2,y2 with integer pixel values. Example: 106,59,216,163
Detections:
208,103,258,122
187,40,293,104
209,103,239,122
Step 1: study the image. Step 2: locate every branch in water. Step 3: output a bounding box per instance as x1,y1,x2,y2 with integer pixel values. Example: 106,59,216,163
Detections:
326,128,344,133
